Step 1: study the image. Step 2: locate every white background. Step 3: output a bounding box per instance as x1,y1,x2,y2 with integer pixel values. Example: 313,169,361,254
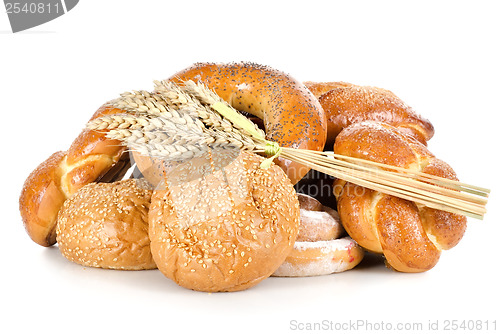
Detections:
2,1,499,333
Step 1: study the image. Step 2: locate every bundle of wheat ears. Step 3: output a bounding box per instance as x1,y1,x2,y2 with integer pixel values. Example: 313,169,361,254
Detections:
87,80,489,220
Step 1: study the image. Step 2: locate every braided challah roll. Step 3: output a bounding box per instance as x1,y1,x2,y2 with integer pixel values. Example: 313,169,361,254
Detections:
333,121,467,272
19,104,129,246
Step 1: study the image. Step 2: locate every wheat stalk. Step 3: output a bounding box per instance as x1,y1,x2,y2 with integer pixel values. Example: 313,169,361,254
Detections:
113,80,252,139
87,112,262,160
87,81,489,219
155,80,266,140
279,148,488,219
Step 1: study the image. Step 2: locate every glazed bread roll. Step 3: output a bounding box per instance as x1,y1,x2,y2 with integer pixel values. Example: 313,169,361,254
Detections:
148,151,300,292
304,81,434,148
333,121,467,272
56,179,156,270
19,104,129,246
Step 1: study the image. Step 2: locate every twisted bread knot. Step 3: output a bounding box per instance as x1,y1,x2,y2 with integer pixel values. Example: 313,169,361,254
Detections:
333,121,467,272
19,104,129,246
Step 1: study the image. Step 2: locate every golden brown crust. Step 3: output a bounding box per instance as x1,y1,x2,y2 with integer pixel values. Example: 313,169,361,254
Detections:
335,183,383,253
168,62,327,185
303,81,352,98
419,159,467,250
333,121,466,272
148,151,300,292
19,151,67,246
66,105,125,164
19,104,129,247
56,179,156,270
304,82,434,149
333,121,432,168
375,196,441,272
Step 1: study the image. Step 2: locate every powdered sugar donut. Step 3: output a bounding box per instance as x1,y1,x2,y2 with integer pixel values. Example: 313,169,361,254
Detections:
298,209,345,242
296,193,345,242
273,194,363,277
272,237,364,277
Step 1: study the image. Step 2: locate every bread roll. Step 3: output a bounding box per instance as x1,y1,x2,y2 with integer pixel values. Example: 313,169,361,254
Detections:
304,81,434,148
333,121,467,272
19,104,129,247
56,179,156,270
166,62,328,185
148,151,300,292
303,81,351,98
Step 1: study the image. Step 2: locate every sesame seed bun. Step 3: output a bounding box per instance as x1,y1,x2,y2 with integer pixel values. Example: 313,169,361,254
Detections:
148,151,300,292
56,179,156,270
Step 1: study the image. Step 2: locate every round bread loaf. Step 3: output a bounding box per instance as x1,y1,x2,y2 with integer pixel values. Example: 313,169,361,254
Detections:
56,179,156,270
148,151,300,292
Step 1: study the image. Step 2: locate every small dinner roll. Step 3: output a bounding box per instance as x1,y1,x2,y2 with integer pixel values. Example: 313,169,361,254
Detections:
19,104,129,247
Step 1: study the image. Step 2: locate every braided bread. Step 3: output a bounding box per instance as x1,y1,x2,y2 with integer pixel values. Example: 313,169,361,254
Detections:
333,121,467,272
304,81,434,148
19,104,129,246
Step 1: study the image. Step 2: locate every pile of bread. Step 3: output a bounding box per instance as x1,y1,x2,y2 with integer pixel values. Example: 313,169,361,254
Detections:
19,62,467,292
